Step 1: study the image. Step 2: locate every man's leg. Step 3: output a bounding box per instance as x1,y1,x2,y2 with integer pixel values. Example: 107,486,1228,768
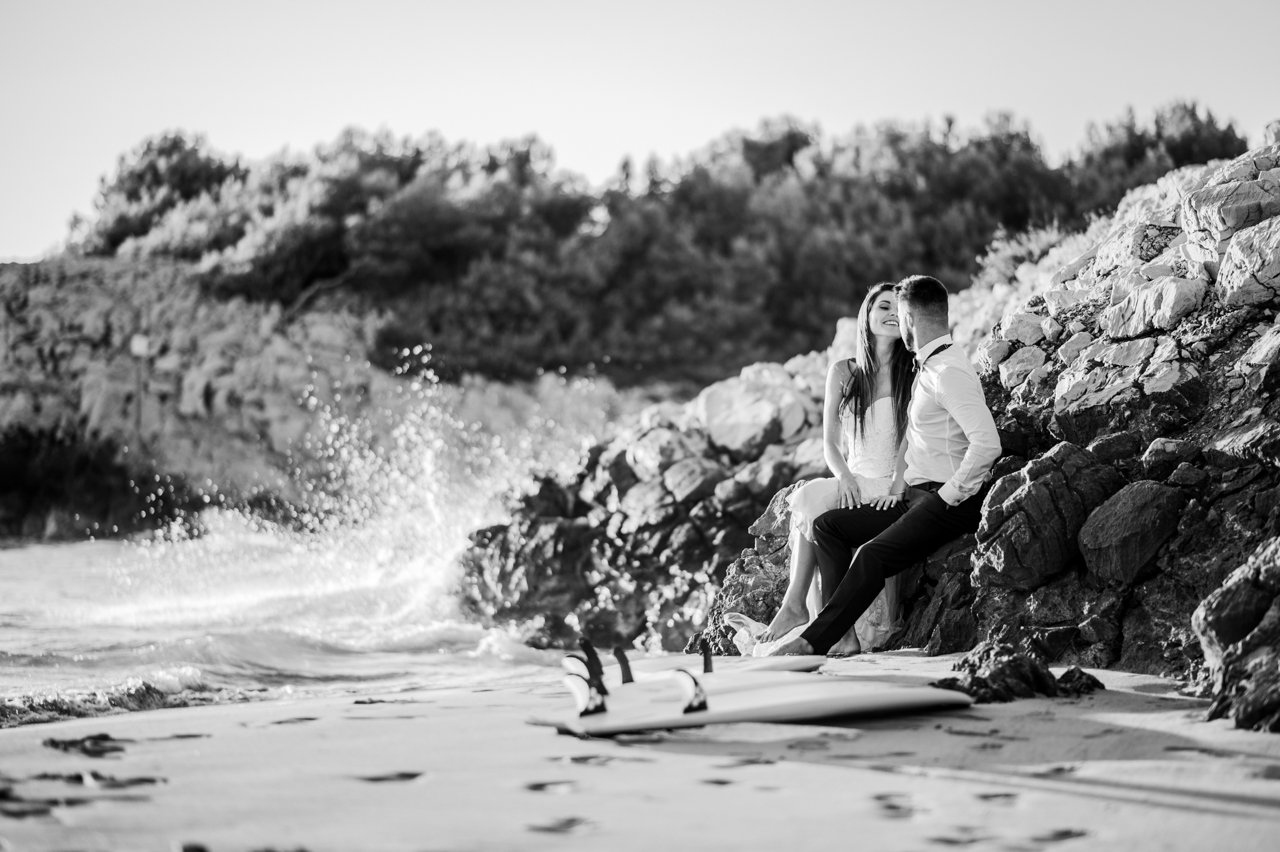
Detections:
810,504,904,604
801,490,984,654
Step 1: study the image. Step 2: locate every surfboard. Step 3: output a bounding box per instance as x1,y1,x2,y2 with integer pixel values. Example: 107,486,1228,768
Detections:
534,669,973,736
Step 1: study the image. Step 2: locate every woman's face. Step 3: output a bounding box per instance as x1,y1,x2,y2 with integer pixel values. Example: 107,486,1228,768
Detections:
867,291,901,340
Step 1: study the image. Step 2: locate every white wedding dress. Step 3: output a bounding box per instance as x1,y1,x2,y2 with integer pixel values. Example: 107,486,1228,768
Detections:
783,396,903,651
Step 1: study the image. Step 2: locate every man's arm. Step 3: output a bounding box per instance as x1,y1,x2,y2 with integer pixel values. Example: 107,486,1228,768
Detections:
935,365,1002,506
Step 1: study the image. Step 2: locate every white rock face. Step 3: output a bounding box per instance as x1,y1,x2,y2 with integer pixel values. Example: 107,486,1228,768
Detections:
1057,331,1094,366
976,338,1012,373
1217,216,1280,306
1000,312,1046,345
1182,145,1280,264
1042,288,1092,317
1101,276,1207,339
999,346,1046,389
690,376,807,459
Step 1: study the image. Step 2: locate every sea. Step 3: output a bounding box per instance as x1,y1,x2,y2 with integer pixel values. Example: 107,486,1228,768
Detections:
0,374,655,715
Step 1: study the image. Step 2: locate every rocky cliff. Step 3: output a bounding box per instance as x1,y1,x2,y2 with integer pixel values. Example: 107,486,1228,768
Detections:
459,138,1280,728
0,259,380,538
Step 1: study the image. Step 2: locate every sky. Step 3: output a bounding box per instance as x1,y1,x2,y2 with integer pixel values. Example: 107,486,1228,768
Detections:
1,0,1276,260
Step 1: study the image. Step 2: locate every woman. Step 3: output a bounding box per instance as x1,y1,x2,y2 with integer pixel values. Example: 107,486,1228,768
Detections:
758,282,914,654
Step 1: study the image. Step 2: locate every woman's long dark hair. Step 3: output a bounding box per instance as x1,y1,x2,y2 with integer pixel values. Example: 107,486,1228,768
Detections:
839,282,913,445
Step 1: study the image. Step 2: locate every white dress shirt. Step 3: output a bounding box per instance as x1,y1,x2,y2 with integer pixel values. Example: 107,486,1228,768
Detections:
904,334,1002,506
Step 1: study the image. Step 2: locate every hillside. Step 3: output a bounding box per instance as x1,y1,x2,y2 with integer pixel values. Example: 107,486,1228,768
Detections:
459,136,1280,731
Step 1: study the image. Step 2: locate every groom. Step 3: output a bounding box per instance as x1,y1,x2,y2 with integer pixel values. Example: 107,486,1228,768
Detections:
769,275,1001,656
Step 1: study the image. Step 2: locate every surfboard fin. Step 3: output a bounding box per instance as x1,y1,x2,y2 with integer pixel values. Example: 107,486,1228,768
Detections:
561,654,589,679
699,636,714,674
578,638,609,695
563,673,608,717
611,646,634,684
673,669,709,714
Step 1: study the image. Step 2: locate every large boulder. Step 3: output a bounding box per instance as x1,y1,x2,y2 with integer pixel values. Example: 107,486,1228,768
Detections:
1193,537,1280,731
691,376,808,461
1218,216,1280,307
1079,481,1185,587
1181,144,1280,267
1100,276,1207,339
971,442,1125,591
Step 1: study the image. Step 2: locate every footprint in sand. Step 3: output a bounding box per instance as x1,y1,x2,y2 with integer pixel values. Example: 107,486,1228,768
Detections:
357,772,423,783
525,781,577,794
975,792,1018,804
31,771,163,789
873,793,918,820
1031,828,1089,843
41,733,132,758
270,717,319,725
528,816,590,834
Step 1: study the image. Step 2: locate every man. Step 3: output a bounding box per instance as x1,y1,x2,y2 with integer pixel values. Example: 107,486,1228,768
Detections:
768,275,1001,656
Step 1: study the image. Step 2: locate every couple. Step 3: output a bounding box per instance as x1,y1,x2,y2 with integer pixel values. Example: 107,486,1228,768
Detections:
760,275,1002,657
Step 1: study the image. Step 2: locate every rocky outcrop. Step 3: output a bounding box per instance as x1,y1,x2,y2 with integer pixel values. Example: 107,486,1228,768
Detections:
971,442,1124,591
1194,537,1280,731
0,259,380,537
460,137,1280,706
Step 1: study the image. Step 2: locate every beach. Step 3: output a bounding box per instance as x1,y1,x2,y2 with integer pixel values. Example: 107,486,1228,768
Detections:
2,652,1278,851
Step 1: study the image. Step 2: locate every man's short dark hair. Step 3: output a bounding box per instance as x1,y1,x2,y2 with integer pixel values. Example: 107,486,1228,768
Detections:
895,275,949,319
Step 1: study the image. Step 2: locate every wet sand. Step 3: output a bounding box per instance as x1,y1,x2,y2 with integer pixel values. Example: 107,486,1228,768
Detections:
1,651,1278,851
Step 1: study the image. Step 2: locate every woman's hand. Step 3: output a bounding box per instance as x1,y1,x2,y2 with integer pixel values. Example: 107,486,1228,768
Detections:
837,473,862,509
870,491,905,511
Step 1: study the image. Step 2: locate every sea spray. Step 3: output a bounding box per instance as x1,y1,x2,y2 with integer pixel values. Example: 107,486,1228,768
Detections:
0,368,655,720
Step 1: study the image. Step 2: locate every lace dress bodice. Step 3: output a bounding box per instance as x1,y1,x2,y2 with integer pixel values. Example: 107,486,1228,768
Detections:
842,397,898,484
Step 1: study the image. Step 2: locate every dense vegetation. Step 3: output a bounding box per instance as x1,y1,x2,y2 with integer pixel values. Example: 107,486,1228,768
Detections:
70,102,1246,386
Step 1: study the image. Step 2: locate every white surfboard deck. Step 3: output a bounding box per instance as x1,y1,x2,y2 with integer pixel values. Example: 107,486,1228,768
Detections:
533,675,973,736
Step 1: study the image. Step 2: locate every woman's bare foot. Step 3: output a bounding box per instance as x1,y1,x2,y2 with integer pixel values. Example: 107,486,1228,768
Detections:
765,635,815,656
760,601,809,642
828,633,862,656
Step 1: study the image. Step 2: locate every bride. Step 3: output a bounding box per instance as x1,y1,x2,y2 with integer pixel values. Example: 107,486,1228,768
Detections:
759,282,914,654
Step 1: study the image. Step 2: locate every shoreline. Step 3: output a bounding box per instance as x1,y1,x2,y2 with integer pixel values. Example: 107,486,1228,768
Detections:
1,651,1277,850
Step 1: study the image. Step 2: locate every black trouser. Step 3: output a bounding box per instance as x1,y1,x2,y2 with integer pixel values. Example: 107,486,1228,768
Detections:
800,484,985,654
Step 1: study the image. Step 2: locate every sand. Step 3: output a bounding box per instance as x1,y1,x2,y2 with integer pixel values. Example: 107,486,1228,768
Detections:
2,651,1279,851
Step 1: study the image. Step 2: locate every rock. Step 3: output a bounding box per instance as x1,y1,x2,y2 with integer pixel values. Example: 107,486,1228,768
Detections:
1217,216,1280,307
972,442,1125,592
691,377,806,460
1056,667,1106,696
998,346,1046,389
1086,431,1142,464
828,317,860,364
1050,247,1098,287
1095,222,1182,272
1101,276,1207,339
976,338,1012,373
662,458,729,505
1041,317,1064,343
1182,157,1280,265
1079,481,1185,587
1000,313,1046,345
626,427,706,481
1167,463,1209,489
1043,288,1093,317
1011,362,1057,407
1206,419,1280,468
1240,324,1280,394
930,640,1059,703
1193,536,1280,731
1056,331,1093,366
1142,438,1200,480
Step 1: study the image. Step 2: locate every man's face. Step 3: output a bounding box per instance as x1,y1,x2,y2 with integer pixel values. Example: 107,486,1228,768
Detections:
896,300,915,351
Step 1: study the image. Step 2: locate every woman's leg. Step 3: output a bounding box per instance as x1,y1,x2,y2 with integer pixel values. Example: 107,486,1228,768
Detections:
761,528,818,641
